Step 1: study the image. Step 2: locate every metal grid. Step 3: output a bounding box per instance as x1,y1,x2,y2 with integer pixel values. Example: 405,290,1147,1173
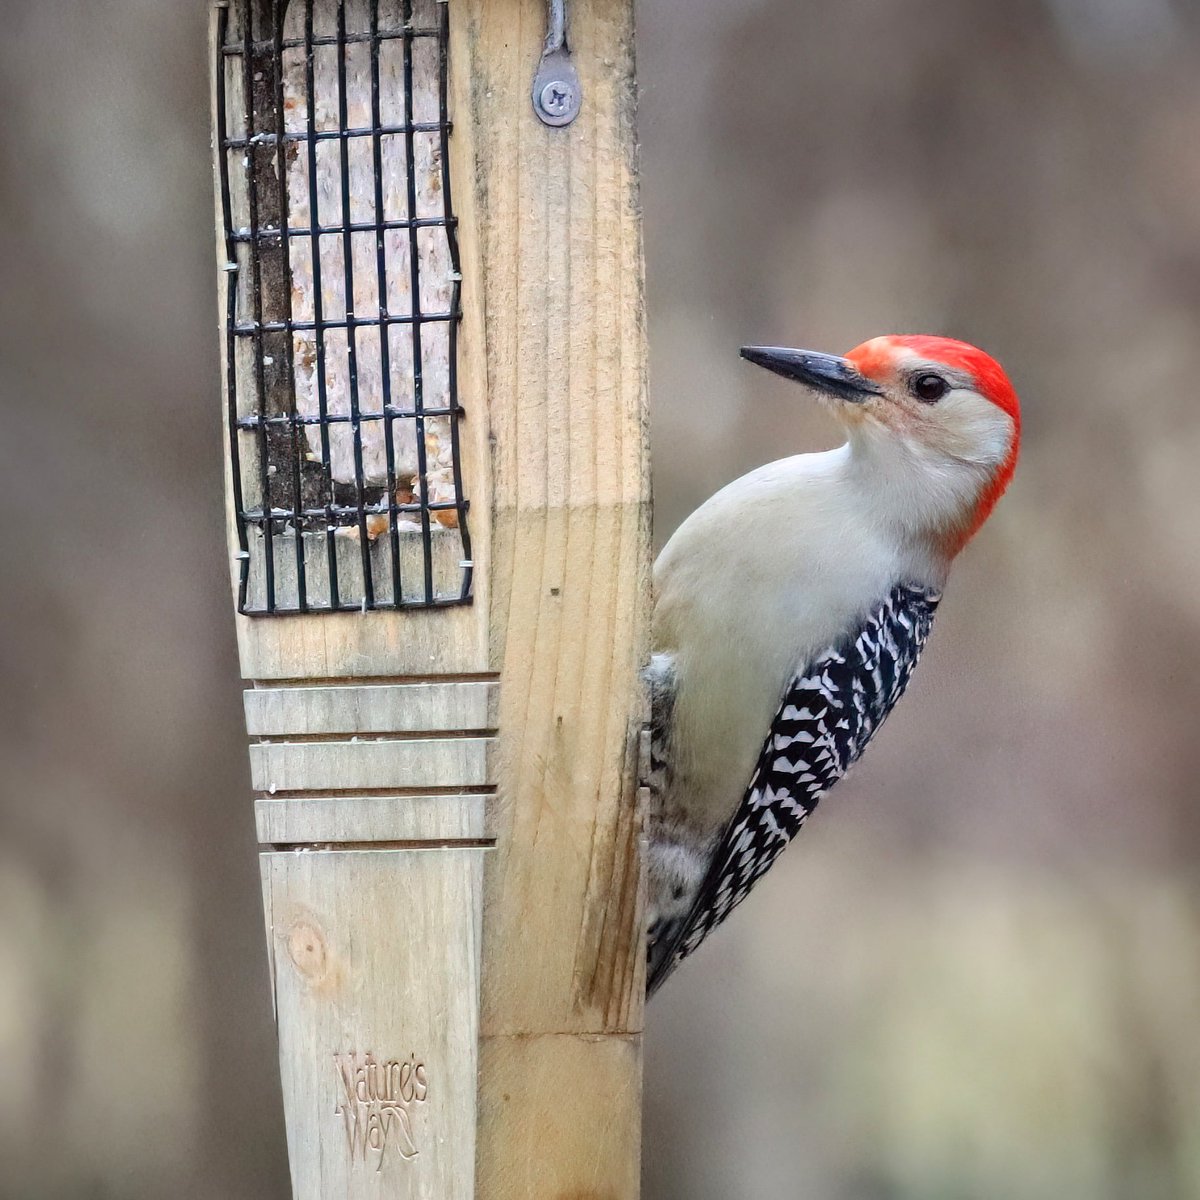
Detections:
217,0,472,615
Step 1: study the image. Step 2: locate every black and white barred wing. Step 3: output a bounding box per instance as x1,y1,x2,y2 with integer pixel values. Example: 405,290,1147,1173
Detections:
647,583,940,996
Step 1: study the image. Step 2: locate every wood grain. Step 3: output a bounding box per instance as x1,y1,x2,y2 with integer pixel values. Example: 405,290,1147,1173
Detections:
214,0,649,1195
250,735,495,794
477,1034,642,1200
245,681,499,738
255,793,490,845
449,0,650,1192
262,847,485,1200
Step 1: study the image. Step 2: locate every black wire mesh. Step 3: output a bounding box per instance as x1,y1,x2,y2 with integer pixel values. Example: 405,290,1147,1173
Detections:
217,0,472,615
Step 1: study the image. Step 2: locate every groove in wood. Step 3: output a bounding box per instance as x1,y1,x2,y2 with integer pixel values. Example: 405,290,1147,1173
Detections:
259,785,498,800
249,672,501,690
266,840,495,852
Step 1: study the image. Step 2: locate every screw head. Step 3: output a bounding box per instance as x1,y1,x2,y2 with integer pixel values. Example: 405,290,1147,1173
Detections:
532,49,582,128
538,79,576,120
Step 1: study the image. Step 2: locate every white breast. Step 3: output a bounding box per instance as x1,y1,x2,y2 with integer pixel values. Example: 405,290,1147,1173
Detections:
652,444,942,833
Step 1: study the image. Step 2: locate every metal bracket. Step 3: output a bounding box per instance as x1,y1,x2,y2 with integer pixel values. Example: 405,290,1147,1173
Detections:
532,0,581,128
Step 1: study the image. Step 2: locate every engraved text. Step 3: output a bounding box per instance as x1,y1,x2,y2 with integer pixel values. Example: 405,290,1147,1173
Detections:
334,1051,429,1170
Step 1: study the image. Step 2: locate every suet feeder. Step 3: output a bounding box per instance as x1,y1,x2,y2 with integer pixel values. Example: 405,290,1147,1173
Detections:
210,0,649,1195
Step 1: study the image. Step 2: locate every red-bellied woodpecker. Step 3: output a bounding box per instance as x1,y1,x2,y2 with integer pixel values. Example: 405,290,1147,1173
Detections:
646,335,1021,995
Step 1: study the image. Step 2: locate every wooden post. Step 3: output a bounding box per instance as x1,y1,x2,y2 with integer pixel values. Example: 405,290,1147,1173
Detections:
211,1,648,1197
452,3,648,1194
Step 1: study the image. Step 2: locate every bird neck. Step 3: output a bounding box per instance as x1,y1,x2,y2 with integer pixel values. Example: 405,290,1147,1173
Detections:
842,427,991,574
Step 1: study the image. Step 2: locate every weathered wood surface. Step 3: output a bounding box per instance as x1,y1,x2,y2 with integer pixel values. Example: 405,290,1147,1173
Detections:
215,0,649,1195
245,681,499,737
250,734,495,793
214,7,494,1190
450,0,650,1193
239,672,494,1199
262,847,484,1199
255,792,488,844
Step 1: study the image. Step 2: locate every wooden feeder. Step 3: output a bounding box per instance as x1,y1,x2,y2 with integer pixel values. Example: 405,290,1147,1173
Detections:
210,0,648,1195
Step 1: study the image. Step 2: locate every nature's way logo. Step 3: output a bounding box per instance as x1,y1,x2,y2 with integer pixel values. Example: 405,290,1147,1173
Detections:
334,1051,429,1170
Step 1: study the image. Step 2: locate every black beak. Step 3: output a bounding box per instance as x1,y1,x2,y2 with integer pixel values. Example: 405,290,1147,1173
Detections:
740,346,882,403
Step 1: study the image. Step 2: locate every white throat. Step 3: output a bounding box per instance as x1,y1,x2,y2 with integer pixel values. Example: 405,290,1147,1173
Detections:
844,423,998,561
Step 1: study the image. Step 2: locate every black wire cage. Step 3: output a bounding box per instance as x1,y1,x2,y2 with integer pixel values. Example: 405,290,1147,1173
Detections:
216,0,472,615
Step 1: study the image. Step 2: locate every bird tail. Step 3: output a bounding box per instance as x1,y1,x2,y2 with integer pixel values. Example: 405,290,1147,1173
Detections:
645,911,689,998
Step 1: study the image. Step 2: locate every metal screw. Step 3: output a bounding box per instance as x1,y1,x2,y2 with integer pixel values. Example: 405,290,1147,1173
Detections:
538,79,576,122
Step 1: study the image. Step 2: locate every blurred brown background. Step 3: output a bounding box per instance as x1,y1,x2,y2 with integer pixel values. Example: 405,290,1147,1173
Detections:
2,0,1199,1197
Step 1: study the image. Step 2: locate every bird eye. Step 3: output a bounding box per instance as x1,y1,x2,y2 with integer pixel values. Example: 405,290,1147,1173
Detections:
912,373,949,403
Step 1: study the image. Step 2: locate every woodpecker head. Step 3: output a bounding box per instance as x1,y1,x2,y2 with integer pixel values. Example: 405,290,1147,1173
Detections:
741,335,1020,554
